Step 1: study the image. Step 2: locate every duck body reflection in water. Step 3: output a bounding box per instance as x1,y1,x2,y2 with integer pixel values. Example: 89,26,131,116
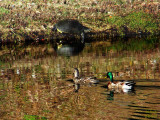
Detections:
106,72,136,92
107,89,136,101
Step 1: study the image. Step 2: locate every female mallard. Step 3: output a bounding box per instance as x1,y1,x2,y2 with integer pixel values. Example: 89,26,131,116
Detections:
73,68,99,84
106,72,135,90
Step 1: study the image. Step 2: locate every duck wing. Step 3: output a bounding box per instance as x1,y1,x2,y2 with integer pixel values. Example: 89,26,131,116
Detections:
122,81,135,89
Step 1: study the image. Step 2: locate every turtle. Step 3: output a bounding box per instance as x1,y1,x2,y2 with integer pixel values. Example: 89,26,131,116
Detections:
53,19,91,43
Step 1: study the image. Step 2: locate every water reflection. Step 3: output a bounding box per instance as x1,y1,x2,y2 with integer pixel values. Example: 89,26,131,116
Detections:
107,91,114,101
54,41,85,56
128,105,160,120
105,89,136,101
1,36,160,119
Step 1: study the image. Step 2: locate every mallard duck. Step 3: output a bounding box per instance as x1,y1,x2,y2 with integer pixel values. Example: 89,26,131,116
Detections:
53,19,91,43
73,68,99,84
106,72,135,90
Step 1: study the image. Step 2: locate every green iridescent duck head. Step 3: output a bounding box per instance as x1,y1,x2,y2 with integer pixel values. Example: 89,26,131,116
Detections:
106,72,113,82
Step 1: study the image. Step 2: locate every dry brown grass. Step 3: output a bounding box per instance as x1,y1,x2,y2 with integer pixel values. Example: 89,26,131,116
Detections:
0,0,159,42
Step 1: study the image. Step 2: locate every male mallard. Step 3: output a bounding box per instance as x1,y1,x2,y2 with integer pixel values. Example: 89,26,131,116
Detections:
106,72,135,90
73,68,99,84
53,19,91,43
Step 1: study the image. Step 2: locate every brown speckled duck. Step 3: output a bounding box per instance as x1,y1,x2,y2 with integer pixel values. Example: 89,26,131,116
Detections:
73,68,99,84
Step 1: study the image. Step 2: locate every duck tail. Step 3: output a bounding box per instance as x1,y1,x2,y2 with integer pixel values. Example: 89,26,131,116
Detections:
89,77,99,84
123,81,135,89
125,81,135,85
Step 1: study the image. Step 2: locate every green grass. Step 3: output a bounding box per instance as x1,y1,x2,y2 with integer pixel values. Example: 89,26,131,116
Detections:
126,11,158,33
24,115,47,120
107,11,159,35
0,7,9,17
0,1,159,41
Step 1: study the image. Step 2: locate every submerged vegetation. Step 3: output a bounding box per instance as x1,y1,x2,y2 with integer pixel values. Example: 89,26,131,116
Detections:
0,0,159,42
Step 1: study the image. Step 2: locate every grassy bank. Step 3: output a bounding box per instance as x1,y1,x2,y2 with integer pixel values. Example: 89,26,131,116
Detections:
0,0,159,42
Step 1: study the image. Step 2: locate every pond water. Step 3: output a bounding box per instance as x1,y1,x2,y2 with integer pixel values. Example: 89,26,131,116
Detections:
0,36,160,120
